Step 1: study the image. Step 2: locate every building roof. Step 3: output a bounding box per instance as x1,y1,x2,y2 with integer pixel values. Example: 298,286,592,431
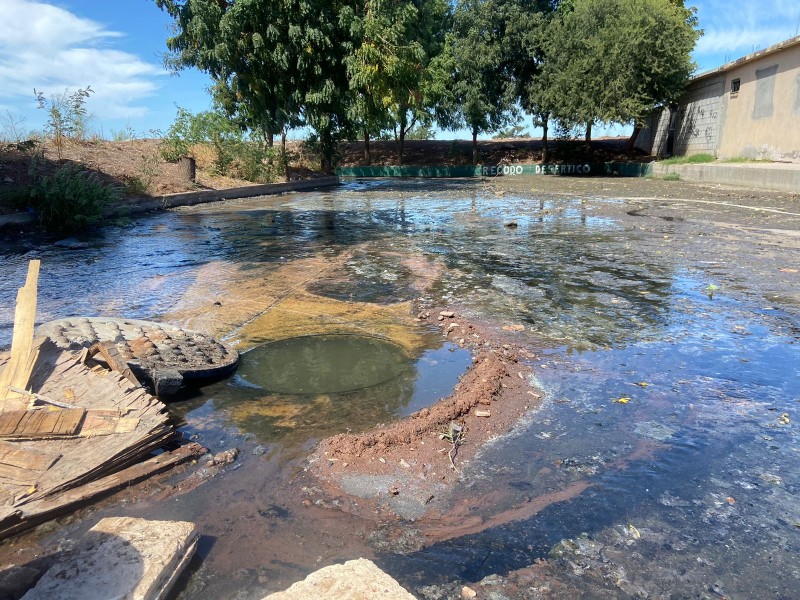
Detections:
694,35,800,81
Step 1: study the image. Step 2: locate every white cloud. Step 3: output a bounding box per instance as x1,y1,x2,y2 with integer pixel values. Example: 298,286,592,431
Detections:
0,0,163,122
694,0,800,56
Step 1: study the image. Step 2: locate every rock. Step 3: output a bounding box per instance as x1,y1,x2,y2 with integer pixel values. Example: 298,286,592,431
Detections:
461,585,478,598
399,458,411,468
54,238,90,250
475,410,491,417
262,558,416,600
504,221,518,228
207,448,239,466
22,517,198,600
439,311,455,318
252,445,267,456
447,323,460,331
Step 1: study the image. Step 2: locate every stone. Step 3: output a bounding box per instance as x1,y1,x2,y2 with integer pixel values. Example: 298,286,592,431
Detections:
439,311,455,318
22,517,197,600
262,558,416,600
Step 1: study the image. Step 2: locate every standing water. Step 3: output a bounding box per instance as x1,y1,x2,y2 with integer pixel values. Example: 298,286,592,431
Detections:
1,178,799,599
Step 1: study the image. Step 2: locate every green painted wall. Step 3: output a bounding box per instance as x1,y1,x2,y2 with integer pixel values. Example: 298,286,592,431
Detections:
337,162,653,178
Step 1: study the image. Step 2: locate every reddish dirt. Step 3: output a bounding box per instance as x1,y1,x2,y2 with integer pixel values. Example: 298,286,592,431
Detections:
308,307,544,517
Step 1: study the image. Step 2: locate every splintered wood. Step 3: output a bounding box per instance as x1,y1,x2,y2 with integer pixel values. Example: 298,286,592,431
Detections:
0,260,190,540
0,260,41,411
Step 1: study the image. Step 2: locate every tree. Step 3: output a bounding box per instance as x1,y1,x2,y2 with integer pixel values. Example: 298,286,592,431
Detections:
538,0,700,150
431,0,518,164
346,0,449,165
345,0,420,165
154,0,353,173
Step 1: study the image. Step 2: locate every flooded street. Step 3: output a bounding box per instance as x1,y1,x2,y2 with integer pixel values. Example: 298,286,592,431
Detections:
1,177,799,599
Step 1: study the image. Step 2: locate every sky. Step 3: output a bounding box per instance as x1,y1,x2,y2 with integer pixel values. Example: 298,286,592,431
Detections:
1,0,799,141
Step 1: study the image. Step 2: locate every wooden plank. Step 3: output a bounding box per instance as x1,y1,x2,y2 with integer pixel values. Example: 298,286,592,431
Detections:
0,409,85,439
0,443,205,541
0,442,60,471
0,411,25,435
0,260,40,409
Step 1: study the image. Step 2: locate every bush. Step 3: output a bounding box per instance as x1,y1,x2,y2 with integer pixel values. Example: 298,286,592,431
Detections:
11,159,120,231
659,153,715,165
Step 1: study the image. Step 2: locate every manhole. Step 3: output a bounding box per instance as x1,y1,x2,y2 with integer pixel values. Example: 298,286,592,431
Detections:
236,334,412,395
37,317,239,395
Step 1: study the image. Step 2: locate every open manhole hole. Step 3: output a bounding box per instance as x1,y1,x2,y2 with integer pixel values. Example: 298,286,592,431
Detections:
236,334,412,395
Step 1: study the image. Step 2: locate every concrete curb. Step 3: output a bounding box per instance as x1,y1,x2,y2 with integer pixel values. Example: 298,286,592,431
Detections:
0,176,341,228
651,163,800,194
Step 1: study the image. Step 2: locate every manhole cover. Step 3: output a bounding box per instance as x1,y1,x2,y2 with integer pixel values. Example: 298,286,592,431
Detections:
37,317,239,394
236,334,411,395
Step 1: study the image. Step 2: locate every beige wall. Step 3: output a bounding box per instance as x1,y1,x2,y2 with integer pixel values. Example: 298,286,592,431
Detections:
718,46,800,161
636,40,800,162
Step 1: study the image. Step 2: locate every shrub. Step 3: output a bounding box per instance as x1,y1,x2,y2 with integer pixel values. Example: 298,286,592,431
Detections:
662,172,680,181
14,159,120,231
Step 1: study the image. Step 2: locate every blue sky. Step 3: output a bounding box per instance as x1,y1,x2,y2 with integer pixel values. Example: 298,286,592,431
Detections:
1,0,799,141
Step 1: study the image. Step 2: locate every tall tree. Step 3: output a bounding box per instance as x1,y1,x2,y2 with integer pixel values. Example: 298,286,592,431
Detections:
431,0,518,164
538,0,700,150
344,0,422,165
154,0,353,173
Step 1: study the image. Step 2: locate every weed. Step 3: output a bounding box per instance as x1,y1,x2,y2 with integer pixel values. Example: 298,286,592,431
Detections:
439,420,466,472
704,284,719,299
34,86,94,160
662,172,681,181
10,158,119,231
659,153,715,165
124,152,161,195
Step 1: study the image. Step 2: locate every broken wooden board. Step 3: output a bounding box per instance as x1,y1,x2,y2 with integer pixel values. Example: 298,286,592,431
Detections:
21,516,198,600
0,442,60,487
0,340,179,537
0,260,41,411
0,408,85,440
0,442,204,541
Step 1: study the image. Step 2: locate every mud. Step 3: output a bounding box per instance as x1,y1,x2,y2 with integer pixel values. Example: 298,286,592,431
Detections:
2,175,800,600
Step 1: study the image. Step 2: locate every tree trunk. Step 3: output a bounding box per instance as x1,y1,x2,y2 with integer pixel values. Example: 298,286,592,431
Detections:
472,128,479,165
585,121,592,144
627,124,641,156
541,116,549,163
281,129,288,180
320,126,334,175
396,111,406,166
177,155,196,183
363,127,371,165
266,131,274,148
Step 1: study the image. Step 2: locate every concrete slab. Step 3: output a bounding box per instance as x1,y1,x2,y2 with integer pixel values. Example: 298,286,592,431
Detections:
262,558,416,600
651,162,800,193
22,517,198,600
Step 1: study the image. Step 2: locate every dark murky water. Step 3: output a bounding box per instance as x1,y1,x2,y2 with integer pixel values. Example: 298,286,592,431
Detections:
1,179,799,599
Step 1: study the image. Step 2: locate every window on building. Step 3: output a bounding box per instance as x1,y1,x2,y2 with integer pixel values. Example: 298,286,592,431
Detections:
752,65,778,119
730,78,740,94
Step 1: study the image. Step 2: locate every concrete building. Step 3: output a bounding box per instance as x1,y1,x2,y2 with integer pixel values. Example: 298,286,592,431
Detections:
636,35,800,162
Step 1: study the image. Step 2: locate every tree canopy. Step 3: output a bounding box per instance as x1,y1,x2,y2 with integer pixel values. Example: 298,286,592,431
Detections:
153,0,701,167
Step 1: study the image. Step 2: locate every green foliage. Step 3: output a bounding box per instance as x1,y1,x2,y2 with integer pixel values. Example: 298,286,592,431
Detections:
9,159,119,231
34,86,94,159
124,152,161,195
660,153,715,165
662,172,681,181
493,124,529,139
406,123,437,141
111,125,138,142
160,106,282,182
537,0,699,132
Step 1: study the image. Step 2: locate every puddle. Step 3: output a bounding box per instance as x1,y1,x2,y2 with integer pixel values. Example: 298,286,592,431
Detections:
237,334,412,395
169,340,472,449
2,179,800,599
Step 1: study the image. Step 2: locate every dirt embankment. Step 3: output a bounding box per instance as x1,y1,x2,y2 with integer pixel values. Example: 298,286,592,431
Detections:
308,307,543,519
